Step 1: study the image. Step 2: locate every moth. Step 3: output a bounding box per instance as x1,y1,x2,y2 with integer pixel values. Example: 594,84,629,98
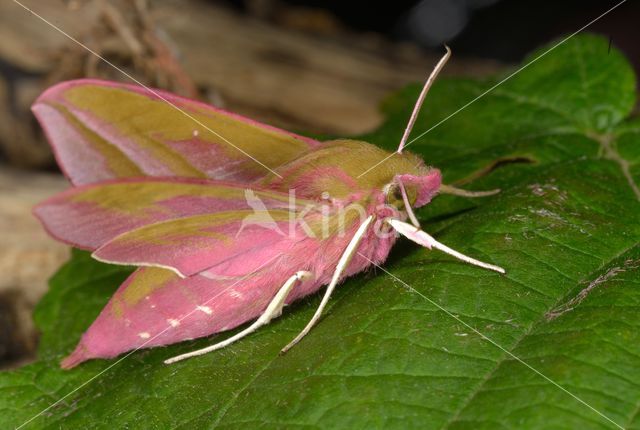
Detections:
33,48,504,368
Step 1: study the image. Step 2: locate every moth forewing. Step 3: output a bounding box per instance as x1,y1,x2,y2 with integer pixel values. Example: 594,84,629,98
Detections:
165,271,313,364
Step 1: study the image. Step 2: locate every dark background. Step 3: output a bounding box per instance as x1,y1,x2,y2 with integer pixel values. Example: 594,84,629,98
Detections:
229,0,638,70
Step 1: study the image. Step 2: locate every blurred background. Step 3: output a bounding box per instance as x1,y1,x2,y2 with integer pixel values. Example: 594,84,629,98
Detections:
0,0,637,368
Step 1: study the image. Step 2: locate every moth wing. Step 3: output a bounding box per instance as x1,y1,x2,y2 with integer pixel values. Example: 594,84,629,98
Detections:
32,79,320,185
34,178,300,251
92,208,299,277
61,264,312,368
61,203,387,367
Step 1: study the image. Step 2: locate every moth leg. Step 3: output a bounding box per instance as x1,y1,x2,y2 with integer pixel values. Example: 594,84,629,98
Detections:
281,215,375,354
387,218,505,274
164,270,313,364
439,184,500,198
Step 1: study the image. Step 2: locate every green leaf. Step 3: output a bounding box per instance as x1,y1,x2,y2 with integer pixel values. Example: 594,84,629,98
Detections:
2,34,640,429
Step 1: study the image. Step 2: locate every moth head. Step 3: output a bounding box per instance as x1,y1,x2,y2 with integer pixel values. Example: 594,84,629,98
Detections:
384,170,442,210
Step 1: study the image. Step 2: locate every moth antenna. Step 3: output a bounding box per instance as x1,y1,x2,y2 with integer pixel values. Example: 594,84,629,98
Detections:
397,45,452,154
387,218,505,274
397,179,421,228
440,184,500,197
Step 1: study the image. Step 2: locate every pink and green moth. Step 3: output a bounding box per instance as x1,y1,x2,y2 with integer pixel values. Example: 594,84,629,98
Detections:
33,47,505,368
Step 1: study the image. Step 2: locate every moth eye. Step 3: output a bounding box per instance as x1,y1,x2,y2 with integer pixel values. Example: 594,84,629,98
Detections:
385,184,403,205
393,186,403,201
